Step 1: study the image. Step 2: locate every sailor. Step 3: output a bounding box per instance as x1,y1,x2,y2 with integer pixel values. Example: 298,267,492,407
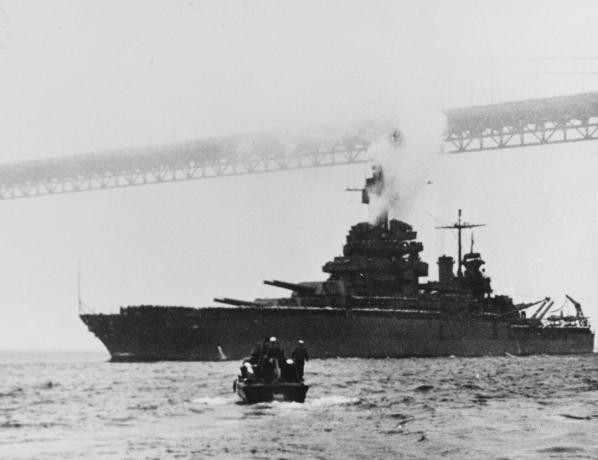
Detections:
281,358,299,382
266,337,286,381
269,337,286,368
260,358,275,382
291,340,309,380
260,338,272,364
246,342,263,380
242,361,256,381
254,338,273,381
248,342,262,365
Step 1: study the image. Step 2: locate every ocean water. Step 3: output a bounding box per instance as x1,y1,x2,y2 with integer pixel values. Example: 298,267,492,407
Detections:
0,352,597,459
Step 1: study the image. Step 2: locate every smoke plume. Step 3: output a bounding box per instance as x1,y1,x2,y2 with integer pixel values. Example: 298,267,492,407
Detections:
366,96,446,223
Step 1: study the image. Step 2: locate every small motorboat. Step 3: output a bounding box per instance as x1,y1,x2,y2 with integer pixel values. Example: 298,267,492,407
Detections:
233,378,309,404
233,337,310,404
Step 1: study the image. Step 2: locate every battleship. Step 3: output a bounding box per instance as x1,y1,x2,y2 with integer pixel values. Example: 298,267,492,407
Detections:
80,165,594,361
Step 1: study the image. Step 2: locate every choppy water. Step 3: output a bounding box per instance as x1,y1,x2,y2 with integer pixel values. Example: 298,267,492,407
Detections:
0,352,597,459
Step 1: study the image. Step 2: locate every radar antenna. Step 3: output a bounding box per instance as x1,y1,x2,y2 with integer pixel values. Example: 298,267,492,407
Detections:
436,210,485,277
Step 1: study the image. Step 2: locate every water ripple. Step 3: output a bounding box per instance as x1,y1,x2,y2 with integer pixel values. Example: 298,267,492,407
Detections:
0,352,595,459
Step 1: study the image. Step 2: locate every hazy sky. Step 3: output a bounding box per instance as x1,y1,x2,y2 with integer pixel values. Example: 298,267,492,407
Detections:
0,0,597,351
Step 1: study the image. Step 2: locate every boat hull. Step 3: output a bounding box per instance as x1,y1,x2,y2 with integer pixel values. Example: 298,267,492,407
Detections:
234,379,309,404
80,306,595,361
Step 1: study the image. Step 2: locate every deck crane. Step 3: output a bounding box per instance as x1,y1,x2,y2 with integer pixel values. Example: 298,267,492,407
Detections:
565,294,586,319
536,300,556,320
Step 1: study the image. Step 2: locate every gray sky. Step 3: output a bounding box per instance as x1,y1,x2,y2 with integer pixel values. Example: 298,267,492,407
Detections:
0,0,597,351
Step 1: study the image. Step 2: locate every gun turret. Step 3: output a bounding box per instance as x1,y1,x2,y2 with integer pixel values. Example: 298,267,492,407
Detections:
263,280,318,295
213,297,263,307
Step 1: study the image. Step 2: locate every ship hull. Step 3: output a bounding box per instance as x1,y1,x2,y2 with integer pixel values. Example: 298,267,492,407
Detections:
80,307,594,361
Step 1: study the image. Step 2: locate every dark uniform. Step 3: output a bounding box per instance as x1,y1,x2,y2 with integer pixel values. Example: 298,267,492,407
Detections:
281,360,299,382
257,340,273,381
248,342,262,365
291,342,309,380
269,343,286,369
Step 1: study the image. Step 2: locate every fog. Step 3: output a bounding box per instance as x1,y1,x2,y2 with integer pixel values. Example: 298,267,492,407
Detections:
0,0,597,350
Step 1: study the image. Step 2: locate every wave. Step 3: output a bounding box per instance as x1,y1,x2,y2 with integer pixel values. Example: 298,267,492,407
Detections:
413,385,434,392
191,396,233,405
0,420,58,429
559,413,594,420
38,381,59,390
0,387,24,398
537,446,587,455
307,396,361,407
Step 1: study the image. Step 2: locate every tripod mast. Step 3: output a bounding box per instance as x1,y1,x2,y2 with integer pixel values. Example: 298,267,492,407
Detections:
436,209,485,277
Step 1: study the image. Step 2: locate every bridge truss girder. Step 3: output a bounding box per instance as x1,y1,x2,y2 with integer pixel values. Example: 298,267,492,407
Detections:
445,91,598,152
0,148,368,200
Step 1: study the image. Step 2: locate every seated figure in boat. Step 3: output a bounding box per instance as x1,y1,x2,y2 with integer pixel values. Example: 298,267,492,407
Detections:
281,358,299,381
239,337,305,384
234,337,310,404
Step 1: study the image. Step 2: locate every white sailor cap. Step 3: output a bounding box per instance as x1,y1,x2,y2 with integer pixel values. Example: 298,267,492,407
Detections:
269,336,277,342
298,340,304,344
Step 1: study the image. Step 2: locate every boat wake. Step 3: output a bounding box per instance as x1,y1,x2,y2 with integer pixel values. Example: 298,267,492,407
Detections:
191,396,233,406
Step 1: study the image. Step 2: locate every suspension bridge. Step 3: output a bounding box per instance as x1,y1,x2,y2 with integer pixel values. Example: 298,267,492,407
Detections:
0,91,597,201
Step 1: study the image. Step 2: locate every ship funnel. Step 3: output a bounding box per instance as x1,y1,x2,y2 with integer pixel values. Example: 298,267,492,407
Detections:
438,256,454,285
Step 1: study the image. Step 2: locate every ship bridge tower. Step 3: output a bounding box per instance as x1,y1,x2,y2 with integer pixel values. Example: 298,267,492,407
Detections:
436,210,485,278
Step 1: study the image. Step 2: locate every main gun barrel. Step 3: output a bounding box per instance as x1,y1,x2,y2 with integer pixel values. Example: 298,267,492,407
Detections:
213,297,262,307
263,279,317,295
